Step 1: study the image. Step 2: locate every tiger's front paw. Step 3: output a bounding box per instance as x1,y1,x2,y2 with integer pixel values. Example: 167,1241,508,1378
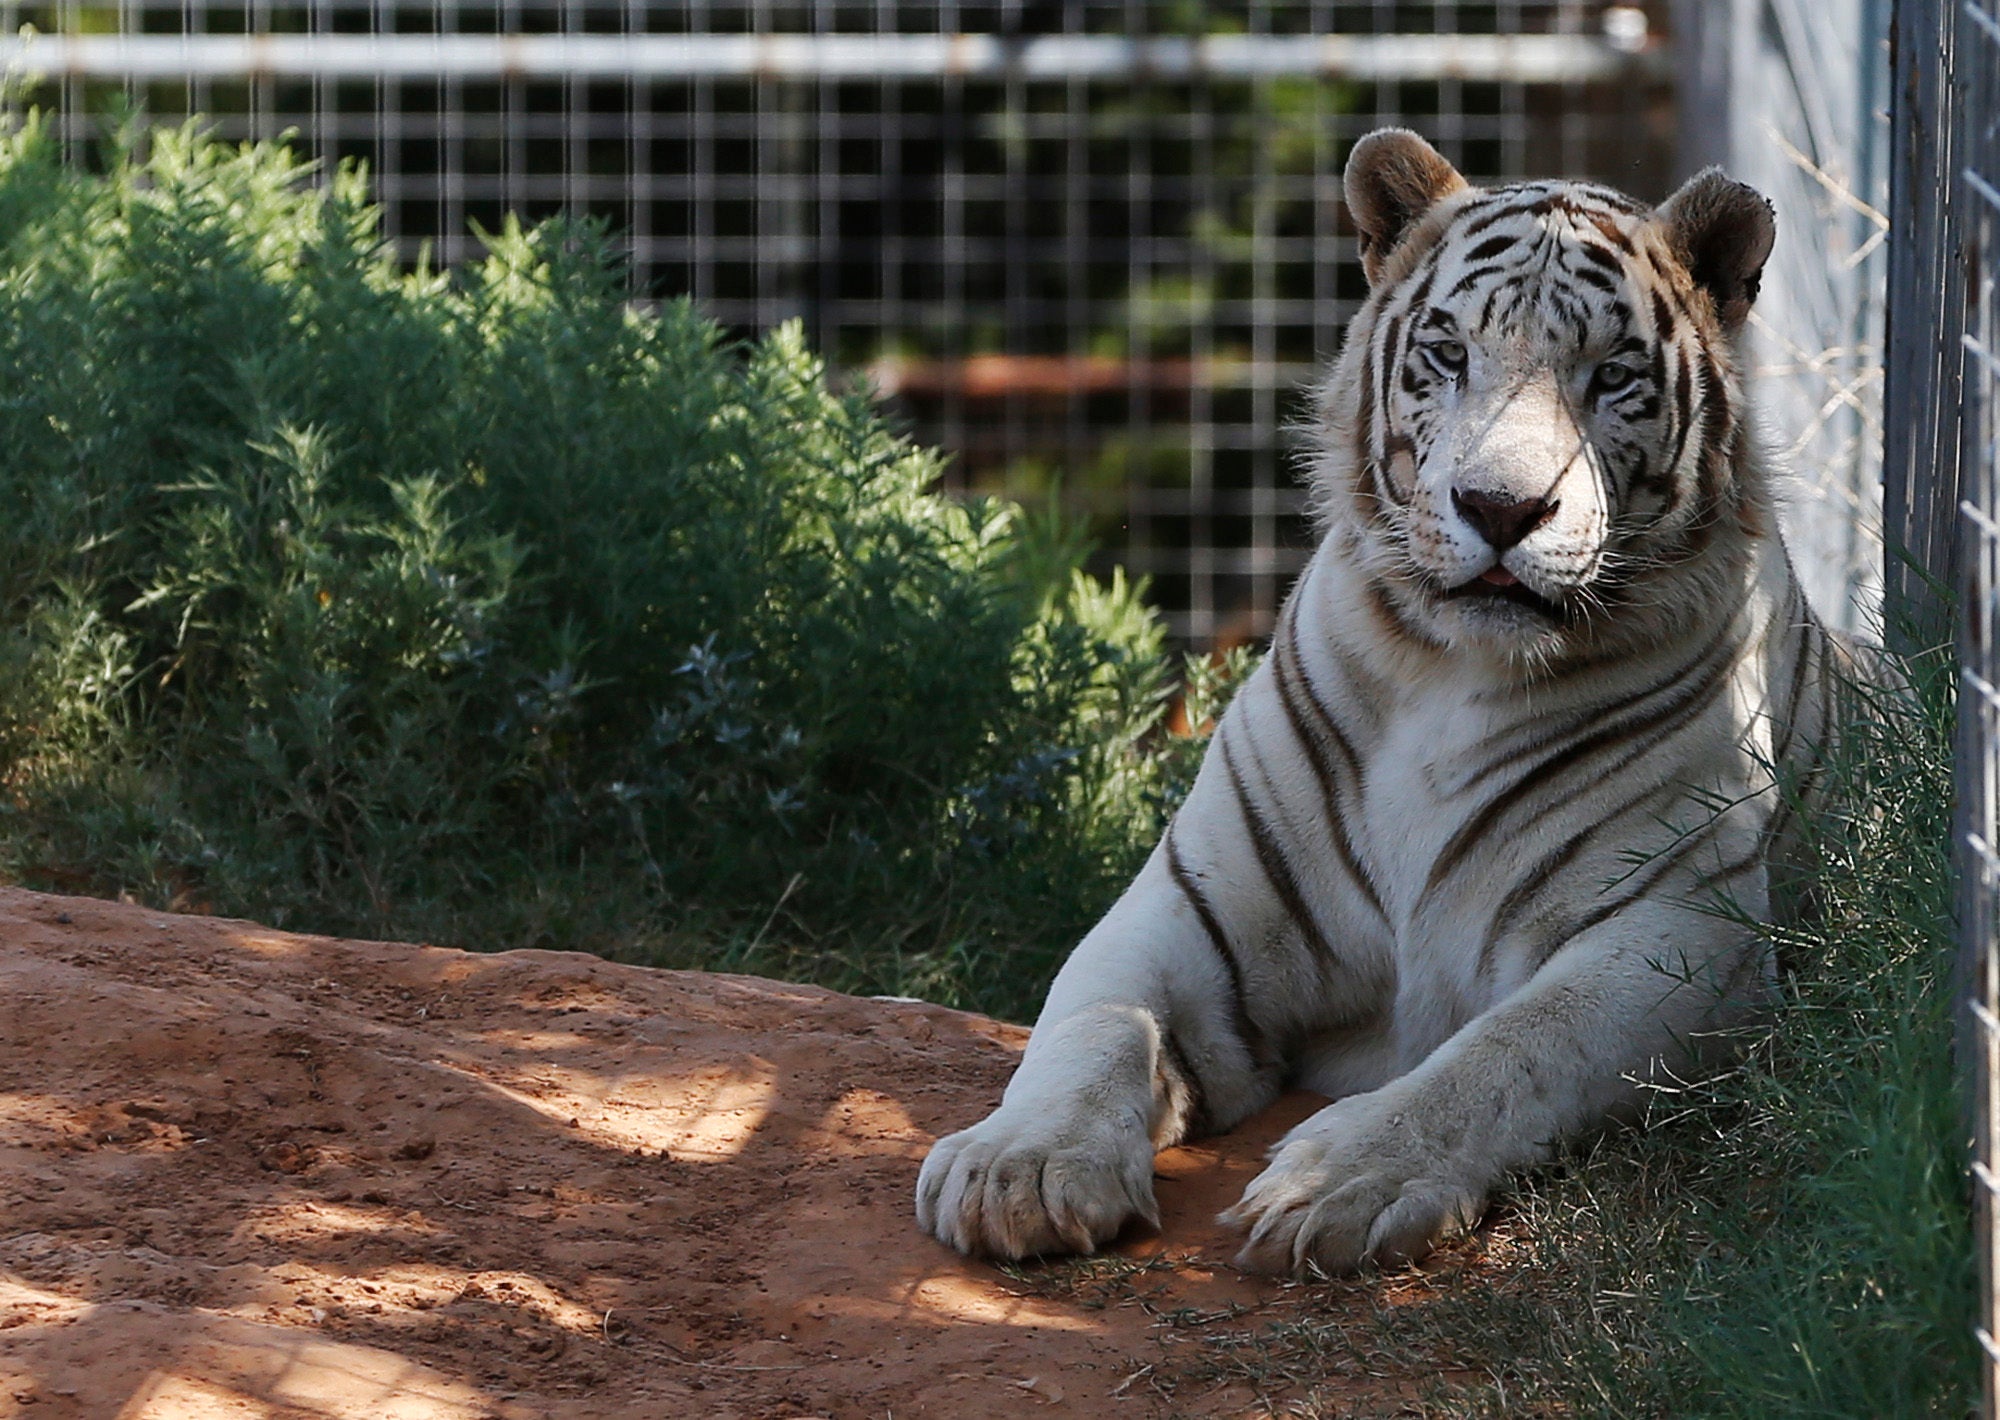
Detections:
915,1104,1158,1260
1220,1094,1485,1276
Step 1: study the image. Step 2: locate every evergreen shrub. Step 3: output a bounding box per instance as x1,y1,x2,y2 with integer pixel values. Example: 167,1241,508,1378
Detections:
0,115,1244,1018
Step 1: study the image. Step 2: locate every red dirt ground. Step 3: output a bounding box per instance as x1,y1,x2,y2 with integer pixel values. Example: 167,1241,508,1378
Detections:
0,887,1488,1419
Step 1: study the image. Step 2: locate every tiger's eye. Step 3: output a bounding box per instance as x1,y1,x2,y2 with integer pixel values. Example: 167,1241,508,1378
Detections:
1592,360,1636,393
1424,339,1467,375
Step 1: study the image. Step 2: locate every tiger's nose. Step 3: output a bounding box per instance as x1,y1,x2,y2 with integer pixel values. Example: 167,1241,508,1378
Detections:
1451,487,1557,551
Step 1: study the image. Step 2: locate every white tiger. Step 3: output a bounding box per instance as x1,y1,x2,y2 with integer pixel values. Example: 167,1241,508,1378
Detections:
914,129,1841,1275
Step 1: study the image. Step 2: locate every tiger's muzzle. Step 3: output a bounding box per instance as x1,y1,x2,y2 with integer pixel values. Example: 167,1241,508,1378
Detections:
1408,370,1611,634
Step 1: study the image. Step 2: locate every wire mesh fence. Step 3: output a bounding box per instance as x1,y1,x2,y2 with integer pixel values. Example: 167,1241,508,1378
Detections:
0,0,1672,647
1885,0,1999,1408
1675,0,1889,635
1960,0,2000,1406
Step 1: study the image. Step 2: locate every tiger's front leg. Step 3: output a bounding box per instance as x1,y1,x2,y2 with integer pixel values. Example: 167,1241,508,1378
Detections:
1224,900,1766,1273
915,849,1284,1258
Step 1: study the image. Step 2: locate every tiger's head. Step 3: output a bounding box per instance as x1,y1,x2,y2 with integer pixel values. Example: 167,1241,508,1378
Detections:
1311,129,1777,670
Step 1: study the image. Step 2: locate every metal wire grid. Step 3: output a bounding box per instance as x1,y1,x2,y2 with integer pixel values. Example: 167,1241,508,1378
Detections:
1885,0,1999,1406
0,1,1673,646
1961,0,2000,1405
1680,0,1889,636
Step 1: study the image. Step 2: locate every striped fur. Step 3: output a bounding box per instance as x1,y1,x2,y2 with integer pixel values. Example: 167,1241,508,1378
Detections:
915,131,1839,1275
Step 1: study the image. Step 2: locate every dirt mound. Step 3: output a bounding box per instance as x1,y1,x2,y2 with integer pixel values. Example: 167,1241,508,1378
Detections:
0,888,1460,1418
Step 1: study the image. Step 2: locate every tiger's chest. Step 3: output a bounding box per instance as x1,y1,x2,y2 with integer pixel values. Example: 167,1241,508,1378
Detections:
1346,675,1742,1012
1353,694,1494,925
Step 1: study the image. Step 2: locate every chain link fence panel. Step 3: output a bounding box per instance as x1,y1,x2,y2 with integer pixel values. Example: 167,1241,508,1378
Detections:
0,0,1673,647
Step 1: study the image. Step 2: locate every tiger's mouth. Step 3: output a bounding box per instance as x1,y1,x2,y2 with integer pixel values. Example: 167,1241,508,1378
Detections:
1438,570,1570,623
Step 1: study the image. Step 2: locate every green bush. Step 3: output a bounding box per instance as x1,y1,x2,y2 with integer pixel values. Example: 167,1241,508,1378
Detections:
0,114,1241,1019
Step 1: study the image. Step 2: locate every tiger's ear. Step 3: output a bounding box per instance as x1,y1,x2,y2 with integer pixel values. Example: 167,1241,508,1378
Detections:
1344,129,1467,286
1655,169,1775,330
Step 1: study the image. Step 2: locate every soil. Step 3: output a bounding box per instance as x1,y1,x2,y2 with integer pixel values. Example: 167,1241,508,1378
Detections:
0,887,1489,1419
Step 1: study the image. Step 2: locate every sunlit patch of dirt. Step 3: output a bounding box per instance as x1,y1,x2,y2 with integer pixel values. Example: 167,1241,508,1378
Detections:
0,888,1502,1418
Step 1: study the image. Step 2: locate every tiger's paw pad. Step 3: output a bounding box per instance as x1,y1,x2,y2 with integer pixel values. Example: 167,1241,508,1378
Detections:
914,1108,1157,1261
1219,1111,1485,1276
